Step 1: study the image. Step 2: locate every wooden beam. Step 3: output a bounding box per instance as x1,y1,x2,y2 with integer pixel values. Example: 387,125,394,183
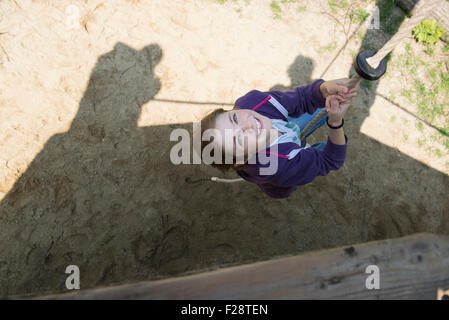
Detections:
35,233,449,300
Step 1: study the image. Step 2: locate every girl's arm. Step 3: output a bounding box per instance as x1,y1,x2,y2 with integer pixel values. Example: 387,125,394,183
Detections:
325,84,358,145
270,135,348,187
328,125,346,145
233,79,353,121
266,79,355,118
269,86,357,186
266,80,325,118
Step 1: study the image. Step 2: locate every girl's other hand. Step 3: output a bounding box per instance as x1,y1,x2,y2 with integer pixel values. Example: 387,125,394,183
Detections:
320,78,359,100
325,88,358,125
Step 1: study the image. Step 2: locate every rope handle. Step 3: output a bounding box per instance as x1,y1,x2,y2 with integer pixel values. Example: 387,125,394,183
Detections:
301,0,441,140
299,74,361,140
211,177,244,183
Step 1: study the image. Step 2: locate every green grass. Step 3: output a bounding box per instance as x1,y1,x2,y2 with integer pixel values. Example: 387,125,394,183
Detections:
318,42,337,54
360,79,372,90
328,0,349,14
377,0,405,35
297,5,306,13
428,68,437,80
270,1,282,20
402,76,444,123
416,121,424,132
418,138,426,147
413,20,445,46
403,133,409,142
435,148,443,158
441,126,449,137
443,43,449,53
441,71,449,93
424,45,435,56
444,138,449,151
352,8,369,24
349,8,367,24
349,49,357,59
379,0,395,22
363,98,369,106
270,0,306,19
400,88,412,100
413,79,426,96
405,43,411,52
385,15,404,34
327,0,338,13
357,30,365,42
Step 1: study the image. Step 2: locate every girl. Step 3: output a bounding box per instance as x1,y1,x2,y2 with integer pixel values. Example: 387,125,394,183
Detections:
200,78,359,198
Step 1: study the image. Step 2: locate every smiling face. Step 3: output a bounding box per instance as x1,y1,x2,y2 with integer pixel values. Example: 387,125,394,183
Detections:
213,109,274,161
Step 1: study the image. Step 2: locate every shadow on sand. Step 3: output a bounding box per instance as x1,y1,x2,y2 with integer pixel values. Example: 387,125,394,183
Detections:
1,2,448,297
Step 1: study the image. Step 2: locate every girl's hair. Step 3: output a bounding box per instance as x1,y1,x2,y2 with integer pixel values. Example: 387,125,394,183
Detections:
200,108,242,174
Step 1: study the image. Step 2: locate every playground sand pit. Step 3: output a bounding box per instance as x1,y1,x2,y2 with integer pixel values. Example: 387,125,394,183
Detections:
0,0,448,297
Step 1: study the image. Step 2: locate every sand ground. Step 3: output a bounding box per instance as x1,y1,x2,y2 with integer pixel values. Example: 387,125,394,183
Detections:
0,0,448,297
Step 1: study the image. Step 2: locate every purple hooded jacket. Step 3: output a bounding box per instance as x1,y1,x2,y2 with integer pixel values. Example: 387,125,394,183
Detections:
234,79,348,199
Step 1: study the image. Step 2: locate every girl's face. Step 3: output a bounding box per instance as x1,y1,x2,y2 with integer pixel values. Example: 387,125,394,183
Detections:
213,109,273,160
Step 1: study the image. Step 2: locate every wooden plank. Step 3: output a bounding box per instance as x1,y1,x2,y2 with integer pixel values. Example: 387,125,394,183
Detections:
33,233,449,300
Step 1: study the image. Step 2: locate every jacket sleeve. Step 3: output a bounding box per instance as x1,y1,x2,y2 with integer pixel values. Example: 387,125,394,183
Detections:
270,135,348,187
266,79,326,118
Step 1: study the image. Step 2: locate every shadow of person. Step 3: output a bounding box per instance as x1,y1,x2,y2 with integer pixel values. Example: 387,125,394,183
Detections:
0,41,262,298
0,46,339,299
1,4,449,297
270,55,315,92
0,42,171,297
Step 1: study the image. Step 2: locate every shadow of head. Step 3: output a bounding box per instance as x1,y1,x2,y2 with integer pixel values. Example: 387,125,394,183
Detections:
69,42,163,142
270,55,315,91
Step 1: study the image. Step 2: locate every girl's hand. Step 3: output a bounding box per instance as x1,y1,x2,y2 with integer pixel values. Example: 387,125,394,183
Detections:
325,96,347,126
325,83,359,126
320,78,359,101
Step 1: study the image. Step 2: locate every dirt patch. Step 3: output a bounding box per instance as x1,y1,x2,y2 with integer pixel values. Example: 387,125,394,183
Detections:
0,0,448,297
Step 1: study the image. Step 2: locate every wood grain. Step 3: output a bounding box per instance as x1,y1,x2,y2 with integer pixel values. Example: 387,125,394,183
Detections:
33,233,449,300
